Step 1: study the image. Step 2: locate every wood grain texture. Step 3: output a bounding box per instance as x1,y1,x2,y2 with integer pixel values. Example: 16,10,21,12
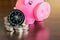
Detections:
0,0,60,40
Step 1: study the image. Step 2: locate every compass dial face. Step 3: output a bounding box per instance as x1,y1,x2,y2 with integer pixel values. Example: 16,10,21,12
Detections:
8,9,25,26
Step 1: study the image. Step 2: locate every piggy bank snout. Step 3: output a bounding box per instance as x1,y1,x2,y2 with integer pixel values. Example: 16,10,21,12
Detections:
33,2,50,21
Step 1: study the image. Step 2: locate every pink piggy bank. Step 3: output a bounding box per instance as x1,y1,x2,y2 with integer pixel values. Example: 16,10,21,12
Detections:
16,0,50,25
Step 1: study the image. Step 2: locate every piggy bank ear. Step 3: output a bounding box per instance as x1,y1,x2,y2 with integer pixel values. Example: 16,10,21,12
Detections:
24,0,29,5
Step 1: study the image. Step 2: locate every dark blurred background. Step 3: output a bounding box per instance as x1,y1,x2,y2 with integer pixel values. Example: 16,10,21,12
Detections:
0,0,60,40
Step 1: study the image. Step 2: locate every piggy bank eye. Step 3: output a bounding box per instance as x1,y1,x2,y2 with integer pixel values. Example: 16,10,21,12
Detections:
28,1,33,5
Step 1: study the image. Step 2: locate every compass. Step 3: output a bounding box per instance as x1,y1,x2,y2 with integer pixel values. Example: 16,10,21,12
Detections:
8,9,25,26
